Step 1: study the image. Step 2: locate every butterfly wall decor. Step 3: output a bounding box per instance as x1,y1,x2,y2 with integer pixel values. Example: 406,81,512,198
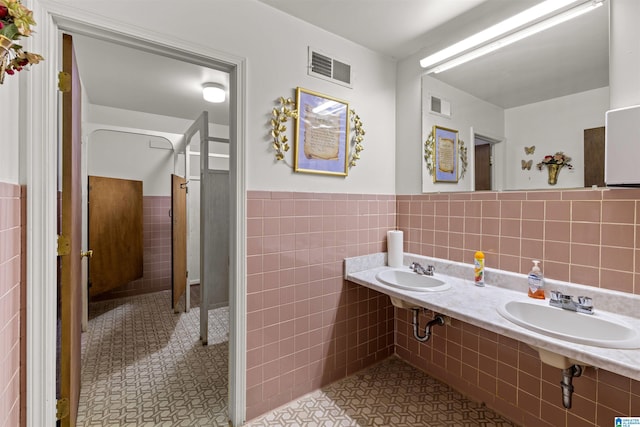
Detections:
521,159,533,170
524,146,535,155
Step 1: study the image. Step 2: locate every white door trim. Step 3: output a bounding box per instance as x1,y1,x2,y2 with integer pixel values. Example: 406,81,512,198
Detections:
24,1,247,425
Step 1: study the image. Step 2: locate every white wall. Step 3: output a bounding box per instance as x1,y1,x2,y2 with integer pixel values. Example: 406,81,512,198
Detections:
87,130,175,196
610,0,640,109
87,104,230,140
396,51,425,194
0,77,20,184
421,74,504,193
504,87,609,190
58,0,397,195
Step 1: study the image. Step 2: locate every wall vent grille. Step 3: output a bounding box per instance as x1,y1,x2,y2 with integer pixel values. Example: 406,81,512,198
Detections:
429,95,451,118
308,47,352,88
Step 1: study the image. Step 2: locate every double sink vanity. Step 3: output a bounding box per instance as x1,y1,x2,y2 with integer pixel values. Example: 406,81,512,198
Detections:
345,252,640,382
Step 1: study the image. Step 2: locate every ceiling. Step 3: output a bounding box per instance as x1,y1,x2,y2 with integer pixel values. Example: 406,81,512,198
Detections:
72,34,231,126
72,0,609,126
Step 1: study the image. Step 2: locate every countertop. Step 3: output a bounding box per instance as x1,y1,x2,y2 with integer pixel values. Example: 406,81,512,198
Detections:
345,254,640,381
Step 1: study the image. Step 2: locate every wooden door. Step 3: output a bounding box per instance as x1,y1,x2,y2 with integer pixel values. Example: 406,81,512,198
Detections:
59,33,82,427
475,143,492,191
171,174,188,310
584,126,605,187
88,176,143,297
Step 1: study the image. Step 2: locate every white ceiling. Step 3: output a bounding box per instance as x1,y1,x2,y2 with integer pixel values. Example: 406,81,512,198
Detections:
72,35,231,126
72,0,609,126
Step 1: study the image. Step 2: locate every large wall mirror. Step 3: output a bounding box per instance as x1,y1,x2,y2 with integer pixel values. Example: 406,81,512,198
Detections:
421,1,608,192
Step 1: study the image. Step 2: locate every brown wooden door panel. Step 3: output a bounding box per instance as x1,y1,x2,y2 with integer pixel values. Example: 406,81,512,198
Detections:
475,143,492,191
88,176,143,297
60,33,82,427
172,174,187,309
584,126,605,188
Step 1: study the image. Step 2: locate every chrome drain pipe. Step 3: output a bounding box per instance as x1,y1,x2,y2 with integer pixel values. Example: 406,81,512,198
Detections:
560,364,583,408
412,309,445,342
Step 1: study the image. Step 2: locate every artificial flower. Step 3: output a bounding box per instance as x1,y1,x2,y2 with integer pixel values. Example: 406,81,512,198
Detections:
536,152,573,170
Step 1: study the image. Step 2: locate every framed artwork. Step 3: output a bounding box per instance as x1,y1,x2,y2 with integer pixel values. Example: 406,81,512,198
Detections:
294,87,350,176
432,125,459,183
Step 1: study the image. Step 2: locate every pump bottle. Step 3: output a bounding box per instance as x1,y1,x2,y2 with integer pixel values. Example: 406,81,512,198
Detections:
527,260,545,299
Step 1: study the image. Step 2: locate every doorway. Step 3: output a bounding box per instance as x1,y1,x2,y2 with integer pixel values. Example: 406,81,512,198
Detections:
474,143,492,191
75,38,232,423
583,126,605,187
474,133,501,191
24,8,246,426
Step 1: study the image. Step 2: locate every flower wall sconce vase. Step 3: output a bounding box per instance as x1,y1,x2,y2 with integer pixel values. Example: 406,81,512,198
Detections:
546,163,562,185
536,151,572,186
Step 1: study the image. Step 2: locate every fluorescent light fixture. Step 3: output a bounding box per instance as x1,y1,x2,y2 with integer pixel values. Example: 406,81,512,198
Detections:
420,0,603,72
202,82,226,103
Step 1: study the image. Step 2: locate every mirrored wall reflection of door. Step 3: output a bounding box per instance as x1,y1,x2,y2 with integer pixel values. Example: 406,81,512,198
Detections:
584,126,605,188
87,176,143,298
475,143,492,191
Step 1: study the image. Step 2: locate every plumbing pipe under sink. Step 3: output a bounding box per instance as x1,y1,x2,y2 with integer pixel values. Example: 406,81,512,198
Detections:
412,309,446,342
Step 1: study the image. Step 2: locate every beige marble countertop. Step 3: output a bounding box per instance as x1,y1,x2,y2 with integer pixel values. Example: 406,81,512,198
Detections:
345,253,640,381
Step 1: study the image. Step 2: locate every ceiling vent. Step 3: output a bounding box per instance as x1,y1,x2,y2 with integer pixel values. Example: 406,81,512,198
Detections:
428,95,451,118
308,47,352,88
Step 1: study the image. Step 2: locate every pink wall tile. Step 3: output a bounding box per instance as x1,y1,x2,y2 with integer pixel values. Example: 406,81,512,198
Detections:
0,182,22,427
245,191,394,420
570,244,600,268
544,220,571,242
501,219,521,238
571,222,601,245
602,200,635,224
601,246,634,272
521,201,545,220
544,241,570,263
521,220,543,240
482,200,500,218
572,201,601,222
601,224,635,248
394,189,640,425
501,201,522,219
247,188,640,424
545,201,571,221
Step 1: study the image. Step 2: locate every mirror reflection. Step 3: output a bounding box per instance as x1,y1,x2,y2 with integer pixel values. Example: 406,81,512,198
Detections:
421,2,608,192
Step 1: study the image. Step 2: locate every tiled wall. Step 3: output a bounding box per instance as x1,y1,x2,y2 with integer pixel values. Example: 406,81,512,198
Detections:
397,189,640,294
396,189,640,426
95,196,171,300
245,191,396,420
0,181,22,427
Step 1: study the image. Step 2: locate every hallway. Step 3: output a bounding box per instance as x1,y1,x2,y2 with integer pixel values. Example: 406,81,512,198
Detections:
77,290,229,426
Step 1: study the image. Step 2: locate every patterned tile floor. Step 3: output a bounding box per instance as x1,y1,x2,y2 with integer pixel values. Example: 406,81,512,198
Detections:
77,289,230,426
78,289,516,427
245,357,517,427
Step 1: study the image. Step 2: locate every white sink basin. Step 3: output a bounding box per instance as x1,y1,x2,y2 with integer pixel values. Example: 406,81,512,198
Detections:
375,269,450,292
498,300,640,349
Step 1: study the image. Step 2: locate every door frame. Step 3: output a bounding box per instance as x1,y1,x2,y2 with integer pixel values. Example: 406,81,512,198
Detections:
23,2,247,425
471,128,505,191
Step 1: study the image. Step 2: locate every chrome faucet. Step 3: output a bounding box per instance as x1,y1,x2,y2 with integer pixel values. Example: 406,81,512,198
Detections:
549,290,594,314
410,262,435,276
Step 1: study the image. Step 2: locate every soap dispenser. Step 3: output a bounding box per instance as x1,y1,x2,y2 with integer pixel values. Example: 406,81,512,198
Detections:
527,260,545,299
